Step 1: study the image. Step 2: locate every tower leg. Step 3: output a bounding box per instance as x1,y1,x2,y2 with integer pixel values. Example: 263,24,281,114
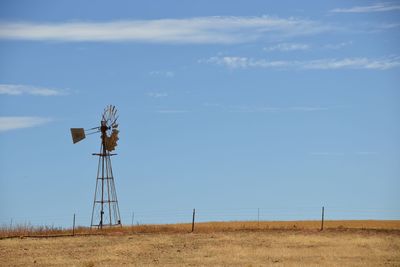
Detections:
91,143,122,228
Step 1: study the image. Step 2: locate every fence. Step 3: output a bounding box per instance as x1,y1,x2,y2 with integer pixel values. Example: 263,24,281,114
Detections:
1,206,400,233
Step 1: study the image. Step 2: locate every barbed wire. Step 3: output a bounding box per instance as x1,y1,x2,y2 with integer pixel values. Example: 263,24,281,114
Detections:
1,206,399,228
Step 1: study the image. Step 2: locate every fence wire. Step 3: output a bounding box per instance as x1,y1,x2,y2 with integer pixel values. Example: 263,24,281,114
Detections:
2,207,399,229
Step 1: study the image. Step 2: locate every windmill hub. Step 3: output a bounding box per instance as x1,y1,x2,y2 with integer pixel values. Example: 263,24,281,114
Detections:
100,123,108,133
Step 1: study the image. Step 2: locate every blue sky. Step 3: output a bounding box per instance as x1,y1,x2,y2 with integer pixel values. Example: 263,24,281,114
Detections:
0,0,399,226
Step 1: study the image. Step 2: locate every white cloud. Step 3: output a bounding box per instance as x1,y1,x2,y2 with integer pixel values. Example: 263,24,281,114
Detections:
0,84,66,96
264,43,310,52
367,23,400,33
331,2,400,13
156,110,188,114
202,55,400,70
204,103,329,113
147,92,168,98
311,152,344,156
200,56,290,69
311,151,378,156
355,151,378,155
324,41,353,50
227,106,281,113
376,23,400,30
0,117,53,132
303,57,400,70
0,16,330,44
288,106,329,112
235,106,329,113
149,71,175,77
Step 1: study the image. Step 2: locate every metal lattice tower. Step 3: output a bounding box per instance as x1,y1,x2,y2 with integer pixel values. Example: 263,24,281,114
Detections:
71,105,122,229
91,122,121,228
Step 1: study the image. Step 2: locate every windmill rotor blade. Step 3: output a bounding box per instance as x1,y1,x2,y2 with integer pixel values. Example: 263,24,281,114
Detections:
103,107,108,118
70,128,86,144
111,115,119,127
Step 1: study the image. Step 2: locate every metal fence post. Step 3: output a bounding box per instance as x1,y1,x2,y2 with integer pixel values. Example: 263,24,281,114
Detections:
192,209,196,232
320,207,324,231
72,213,76,236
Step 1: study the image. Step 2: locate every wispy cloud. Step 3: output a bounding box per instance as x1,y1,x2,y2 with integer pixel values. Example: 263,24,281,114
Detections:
147,92,168,98
303,57,400,70
231,106,328,113
369,22,400,33
324,41,353,50
288,106,329,112
310,152,344,156
149,70,175,78
201,55,400,70
355,151,378,155
331,2,400,13
0,16,330,44
156,110,189,114
264,43,310,52
311,151,378,156
376,23,400,30
0,84,67,96
228,106,281,113
0,116,53,132
203,103,329,113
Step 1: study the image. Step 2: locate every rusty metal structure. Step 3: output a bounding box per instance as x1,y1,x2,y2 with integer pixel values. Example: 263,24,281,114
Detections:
71,105,121,229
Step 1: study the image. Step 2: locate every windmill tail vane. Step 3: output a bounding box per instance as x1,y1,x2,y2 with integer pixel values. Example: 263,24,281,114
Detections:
70,105,122,229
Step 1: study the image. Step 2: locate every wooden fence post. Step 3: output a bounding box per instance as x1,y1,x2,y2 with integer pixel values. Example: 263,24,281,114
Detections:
320,207,324,231
192,209,196,232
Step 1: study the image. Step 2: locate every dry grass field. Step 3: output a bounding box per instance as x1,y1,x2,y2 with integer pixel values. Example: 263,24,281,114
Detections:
1,221,400,266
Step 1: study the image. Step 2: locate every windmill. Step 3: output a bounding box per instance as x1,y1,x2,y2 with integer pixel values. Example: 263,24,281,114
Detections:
71,105,122,229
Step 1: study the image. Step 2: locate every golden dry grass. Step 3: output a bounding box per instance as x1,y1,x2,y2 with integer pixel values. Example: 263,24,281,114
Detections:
1,221,399,266
2,220,400,238
1,228,399,266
